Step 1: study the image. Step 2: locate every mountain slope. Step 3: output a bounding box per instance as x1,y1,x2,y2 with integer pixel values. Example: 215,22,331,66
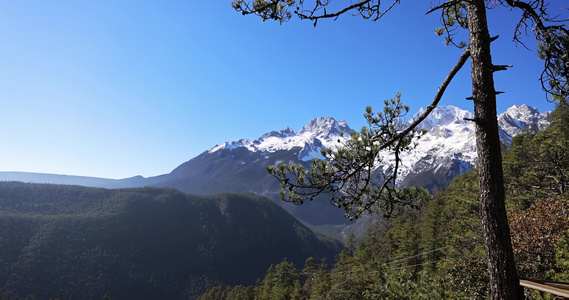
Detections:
148,104,550,217
0,182,341,299
498,104,551,143
395,104,550,190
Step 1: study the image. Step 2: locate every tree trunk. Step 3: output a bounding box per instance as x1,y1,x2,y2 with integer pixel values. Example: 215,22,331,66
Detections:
466,1,524,299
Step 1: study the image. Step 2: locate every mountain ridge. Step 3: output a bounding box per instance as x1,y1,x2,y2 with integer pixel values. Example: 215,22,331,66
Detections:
0,104,551,225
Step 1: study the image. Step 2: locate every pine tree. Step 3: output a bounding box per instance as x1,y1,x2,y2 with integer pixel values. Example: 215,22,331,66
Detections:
258,258,299,300
504,102,569,202
233,1,568,298
548,231,569,282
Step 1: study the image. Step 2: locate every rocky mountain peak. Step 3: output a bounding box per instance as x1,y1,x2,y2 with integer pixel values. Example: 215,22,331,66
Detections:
505,104,538,119
411,105,474,131
298,117,350,137
260,127,296,140
207,117,350,159
498,104,550,142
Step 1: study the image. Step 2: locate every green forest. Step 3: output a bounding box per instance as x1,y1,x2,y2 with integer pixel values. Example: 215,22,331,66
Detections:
0,185,341,299
197,103,569,299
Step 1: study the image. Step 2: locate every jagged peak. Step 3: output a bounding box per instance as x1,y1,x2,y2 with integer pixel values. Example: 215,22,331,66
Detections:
282,126,295,135
503,104,539,119
209,139,253,153
298,117,349,136
208,104,550,156
259,127,296,140
207,117,350,157
410,105,473,131
498,104,551,142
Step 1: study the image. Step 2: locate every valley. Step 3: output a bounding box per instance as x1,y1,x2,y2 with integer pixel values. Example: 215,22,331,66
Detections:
0,103,559,299
0,183,341,299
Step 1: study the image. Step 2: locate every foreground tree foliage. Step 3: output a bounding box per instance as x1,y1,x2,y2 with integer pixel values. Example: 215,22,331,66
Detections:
504,101,569,205
549,231,569,284
233,0,568,298
509,195,569,280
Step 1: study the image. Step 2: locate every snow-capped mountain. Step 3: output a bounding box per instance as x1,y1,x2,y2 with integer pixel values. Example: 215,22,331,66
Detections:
372,104,548,190
413,105,474,131
203,104,549,193
208,117,350,162
392,104,550,190
498,104,551,143
390,106,478,190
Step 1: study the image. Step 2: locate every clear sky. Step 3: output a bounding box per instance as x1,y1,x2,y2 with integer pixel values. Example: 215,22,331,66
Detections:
0,1,565,179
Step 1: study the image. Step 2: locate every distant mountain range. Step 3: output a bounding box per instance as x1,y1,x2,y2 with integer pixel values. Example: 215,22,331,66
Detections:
0,104,551,225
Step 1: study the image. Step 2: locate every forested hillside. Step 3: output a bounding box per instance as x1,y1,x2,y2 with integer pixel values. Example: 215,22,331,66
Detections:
0,184,341,299
198,103,569,299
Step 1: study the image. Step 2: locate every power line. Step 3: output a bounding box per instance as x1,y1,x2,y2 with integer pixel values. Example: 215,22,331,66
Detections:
385,259,451,271
383,245,451,266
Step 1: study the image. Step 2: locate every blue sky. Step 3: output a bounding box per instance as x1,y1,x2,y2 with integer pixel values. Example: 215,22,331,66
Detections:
0,1,565,179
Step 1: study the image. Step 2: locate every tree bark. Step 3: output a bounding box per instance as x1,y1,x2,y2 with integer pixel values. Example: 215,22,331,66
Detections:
466,1,524,299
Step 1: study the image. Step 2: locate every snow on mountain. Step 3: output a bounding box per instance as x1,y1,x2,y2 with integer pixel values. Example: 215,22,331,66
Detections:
394,104,549,189
498,104,551,143
298,117,350,138
412,105,474,131
207,104,550,191
209,117,350,162
392,106,478,188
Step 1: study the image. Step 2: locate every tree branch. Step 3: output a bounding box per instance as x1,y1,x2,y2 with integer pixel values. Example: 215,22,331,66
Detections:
501,0,569,101
425,0,462,15
266,48,470,219
232,0,405,26
375,48,471,150
297,0,375,21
